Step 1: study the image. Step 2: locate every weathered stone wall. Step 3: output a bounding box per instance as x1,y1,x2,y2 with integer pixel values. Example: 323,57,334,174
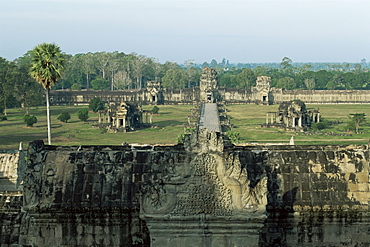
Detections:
1,134,370,246
50,88,370,106
0,151,25,192
257,144,370,246
0,195,23,246
271,89,370,104
19,141,150,246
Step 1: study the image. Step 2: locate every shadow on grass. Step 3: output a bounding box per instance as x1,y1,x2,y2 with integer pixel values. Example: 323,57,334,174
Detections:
154,120,184,127
36,124,63,129
0,131,65,149
0,121,24,127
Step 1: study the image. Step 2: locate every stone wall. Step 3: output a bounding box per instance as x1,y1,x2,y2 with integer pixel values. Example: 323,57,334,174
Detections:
1,133,370,246
50,87,370,106
0,151,25,246
271,89,370,104
258,144,370,246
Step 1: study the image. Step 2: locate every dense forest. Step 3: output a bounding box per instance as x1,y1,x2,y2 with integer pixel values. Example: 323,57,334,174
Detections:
1,51,370,114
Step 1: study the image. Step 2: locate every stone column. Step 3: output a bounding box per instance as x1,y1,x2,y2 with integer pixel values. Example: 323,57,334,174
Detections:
292,118,295,127
298,117,302,127
266,113,269,124
317,113,320,122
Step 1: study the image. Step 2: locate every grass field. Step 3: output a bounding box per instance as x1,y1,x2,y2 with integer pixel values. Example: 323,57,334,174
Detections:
0,103,369,150
227,103,370,145
0,105,192,150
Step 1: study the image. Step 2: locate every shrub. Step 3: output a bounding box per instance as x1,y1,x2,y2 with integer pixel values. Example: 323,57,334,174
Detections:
151,105,159,114
226,130,241,143
176,133,186,144
310,119,329,131
23,114,37,127
347,113,366,133
57,111,71,123
77,108,89,122
89,97,105,113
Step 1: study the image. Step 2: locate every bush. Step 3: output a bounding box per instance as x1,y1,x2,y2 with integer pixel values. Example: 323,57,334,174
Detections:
226,130,241,143
176,133,186,144
23,114,37,127
151,105,159,114
77,108,89,122
89,97,105,113
310,119,329,131
57,111,71,123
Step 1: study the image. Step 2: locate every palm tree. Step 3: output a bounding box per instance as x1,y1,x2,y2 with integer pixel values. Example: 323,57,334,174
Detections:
30,43,65,145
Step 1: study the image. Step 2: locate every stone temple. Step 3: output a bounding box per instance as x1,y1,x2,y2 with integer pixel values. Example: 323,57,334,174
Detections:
1,68,370,246
263,100,321,131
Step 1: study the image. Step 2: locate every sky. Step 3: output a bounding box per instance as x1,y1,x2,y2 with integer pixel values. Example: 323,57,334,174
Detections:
1,0,369,64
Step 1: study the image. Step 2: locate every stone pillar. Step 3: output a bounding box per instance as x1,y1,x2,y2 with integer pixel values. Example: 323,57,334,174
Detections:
266,113,269,124
292,118,295,127
298,117,302,127
150,113,153,124
317,113,320,122
271,113,274,123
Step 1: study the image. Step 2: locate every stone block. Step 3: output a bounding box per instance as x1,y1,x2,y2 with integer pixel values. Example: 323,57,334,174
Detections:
356,172,369,183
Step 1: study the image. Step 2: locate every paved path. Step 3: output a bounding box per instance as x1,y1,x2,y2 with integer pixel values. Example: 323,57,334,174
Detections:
198,103,221,132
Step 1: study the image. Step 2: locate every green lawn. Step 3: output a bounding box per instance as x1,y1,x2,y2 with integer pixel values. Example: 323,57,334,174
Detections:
0,105,192,150
226,104,370,145
1,103,369,150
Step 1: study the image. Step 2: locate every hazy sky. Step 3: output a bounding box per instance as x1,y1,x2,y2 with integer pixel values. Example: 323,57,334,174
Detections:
1,0,369,63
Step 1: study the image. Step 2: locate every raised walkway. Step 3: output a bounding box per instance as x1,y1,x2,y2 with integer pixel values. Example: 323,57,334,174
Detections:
198,103,221,132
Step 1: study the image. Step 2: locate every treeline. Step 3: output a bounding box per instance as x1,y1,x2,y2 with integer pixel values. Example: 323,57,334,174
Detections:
1,52,370,114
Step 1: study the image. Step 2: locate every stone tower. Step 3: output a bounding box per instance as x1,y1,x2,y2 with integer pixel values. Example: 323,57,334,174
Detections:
199,67,219,103
253,76,271,104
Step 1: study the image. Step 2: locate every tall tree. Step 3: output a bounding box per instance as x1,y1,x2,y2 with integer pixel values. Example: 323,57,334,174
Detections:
81,52,95,89
14,53,43,114
162,68,186,89
94,52,111,79
304,78,316,90
184,59,196,88
235,68,256,90
131,53,147,89
30,43,65,145
348,113,366,133
0,58,14,115
280,57,293,69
